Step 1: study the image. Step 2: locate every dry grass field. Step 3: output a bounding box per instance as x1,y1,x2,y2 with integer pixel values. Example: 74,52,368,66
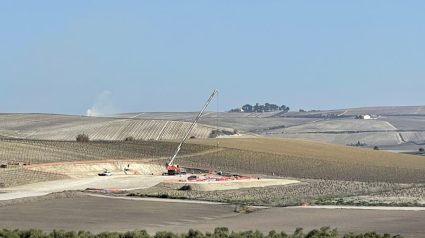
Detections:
186,138,425,170
267,132,403,146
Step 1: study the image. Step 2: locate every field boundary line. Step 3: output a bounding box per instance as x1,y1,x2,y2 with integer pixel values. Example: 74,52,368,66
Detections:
157,121,170,140
384,121,398,130
87,193,227,205
130,113,145,119
296,205,425,211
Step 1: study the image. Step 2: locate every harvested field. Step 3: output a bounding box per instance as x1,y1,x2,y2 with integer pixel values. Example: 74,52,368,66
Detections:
267,132,402,146
380,116,425,130
277,119,397,132
115,111,282,120
400,132,425,144
115,112,318,132
0,113,218,141
177,148,425,183
342,106,425,116
186,138,425,170
197,117,319,132
1,196,423,236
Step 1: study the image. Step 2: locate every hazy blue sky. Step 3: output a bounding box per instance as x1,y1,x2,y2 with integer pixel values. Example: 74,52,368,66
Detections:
1,1,424,115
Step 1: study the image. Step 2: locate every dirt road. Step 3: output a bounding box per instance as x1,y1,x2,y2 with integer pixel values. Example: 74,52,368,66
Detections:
0,175,166,200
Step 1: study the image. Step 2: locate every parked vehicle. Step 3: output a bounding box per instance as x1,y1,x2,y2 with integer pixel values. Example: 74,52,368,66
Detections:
98,169,112,176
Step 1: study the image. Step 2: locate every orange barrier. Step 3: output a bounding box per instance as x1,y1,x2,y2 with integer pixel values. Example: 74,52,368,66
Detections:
92,188,121,194
163,176,259,183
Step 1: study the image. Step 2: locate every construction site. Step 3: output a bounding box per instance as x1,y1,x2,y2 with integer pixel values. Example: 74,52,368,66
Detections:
1,90,425,237
0,90,302,199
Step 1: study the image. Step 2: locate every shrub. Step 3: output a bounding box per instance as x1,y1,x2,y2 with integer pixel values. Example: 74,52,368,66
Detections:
213,227,229,238
419,148,424,153
0,228,404,238
76,134,90,142
374,146,380,150
154,231,178,238
179,185,192,191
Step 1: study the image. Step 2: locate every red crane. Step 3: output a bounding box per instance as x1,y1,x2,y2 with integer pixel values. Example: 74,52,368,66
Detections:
165,89,218,175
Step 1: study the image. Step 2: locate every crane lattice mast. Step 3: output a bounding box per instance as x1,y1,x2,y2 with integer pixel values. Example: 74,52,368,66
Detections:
166,89,218,168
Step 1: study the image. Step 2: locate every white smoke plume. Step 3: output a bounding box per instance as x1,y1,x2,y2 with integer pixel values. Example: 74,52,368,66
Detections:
86,91,115,116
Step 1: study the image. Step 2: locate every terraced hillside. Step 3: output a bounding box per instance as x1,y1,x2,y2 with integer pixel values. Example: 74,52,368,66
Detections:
0,113,218,141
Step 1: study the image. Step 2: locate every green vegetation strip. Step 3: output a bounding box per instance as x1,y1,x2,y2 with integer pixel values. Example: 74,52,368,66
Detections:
0,227,405,238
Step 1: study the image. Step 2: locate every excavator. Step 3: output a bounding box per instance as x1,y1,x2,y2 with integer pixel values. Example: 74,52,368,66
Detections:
165,89,218,175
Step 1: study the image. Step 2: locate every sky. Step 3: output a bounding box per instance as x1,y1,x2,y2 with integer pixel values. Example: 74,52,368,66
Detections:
1,1,424,115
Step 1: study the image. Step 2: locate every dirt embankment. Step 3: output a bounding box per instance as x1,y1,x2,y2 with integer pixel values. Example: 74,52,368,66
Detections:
0,191,88,208
24,160,166,177
133,179,411,206
159,179,300,191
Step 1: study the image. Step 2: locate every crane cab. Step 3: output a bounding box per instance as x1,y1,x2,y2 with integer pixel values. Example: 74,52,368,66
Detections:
166,164,180,175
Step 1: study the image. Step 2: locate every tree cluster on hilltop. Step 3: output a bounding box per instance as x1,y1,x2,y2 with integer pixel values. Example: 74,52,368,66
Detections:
231,103,290,113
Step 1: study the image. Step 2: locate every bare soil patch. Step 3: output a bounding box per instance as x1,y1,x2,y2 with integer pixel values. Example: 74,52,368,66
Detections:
0,196,423,236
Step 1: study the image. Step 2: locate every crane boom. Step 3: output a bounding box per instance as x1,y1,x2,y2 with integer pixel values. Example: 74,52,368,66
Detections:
166,89,218,168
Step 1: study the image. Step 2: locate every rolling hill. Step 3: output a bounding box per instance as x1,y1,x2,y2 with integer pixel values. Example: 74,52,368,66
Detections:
0,113,222,141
